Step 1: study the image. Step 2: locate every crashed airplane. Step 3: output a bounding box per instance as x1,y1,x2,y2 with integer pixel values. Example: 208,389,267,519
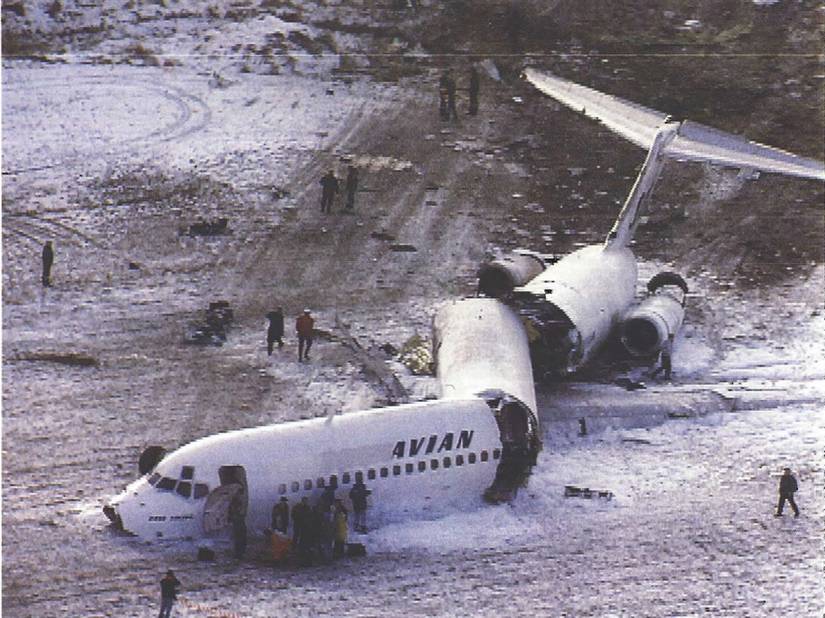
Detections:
478,68,825,375
104,70,823,543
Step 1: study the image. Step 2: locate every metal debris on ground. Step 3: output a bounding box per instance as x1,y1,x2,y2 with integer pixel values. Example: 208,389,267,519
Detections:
183,218,230,237
184,301,234,346
564,485,614,500
399,335,433,375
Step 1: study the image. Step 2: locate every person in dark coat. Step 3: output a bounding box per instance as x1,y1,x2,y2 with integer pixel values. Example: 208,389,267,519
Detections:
438,71,450,120
319,482,336,513
42,240,54,287
296,309,315,362
266,307,285,355
229,495,247,559
445,70,458,120
291,496,310,547
776,467,800,517
320,169,339,213
344,165,358,211
272,496,290,534
468,65,480,116
158,570,180,618
349,479,371,533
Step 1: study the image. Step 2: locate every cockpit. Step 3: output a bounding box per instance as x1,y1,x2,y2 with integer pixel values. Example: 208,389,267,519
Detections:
146,465,210,501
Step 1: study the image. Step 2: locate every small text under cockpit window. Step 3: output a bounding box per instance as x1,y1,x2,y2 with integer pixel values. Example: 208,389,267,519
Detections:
181,466,194,480
194,483,209,499
176,482,192,498
157,477,176,491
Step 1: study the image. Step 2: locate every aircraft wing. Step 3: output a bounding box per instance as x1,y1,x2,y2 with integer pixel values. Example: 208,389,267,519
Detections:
525,68,825,181
523,67,668,149
668,121,825,181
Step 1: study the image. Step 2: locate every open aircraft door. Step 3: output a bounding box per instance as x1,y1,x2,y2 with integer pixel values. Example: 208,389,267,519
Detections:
202,465,248,535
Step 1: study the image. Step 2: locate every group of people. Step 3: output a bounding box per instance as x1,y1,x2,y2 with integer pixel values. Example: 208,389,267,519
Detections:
438,66,481,121
320,164,359,214
269,479,371,566
266,307,315,362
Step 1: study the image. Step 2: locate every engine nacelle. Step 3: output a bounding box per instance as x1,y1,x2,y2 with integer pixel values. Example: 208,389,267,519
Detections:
477,250,546,298
620,272,688,357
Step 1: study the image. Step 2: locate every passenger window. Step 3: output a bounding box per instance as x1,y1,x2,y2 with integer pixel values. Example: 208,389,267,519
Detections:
355,471,364,483
481,450,489,462
342,472,351,485
194,484,209,499
468,453,477,464
317,478,325,488
180,466,194,480
456,455,464,466
149,473,161,486
493,448,501,460
443,457,451,469
368,469,376,481
393,465,401,476
176,482,192,498
157,477,176,490
406,463,414,474
291,481,300,493
278,483,287,495
431,459,439,470
418,461,426,472
304,479,313,490
380,467,389,478
329,475,338,488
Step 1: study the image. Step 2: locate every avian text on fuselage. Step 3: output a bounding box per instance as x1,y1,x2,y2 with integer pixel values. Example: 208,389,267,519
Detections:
391,431,474,459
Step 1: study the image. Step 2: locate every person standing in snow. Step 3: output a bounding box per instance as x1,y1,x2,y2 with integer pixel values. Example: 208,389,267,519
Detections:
320,169,339,214
775,467,800,517
468,65,480,116
344,165,358,211
650,334,674,381
158,570,180,618
41,240,54,287
349,479,371,533
266,307,285,355
296,309,315,361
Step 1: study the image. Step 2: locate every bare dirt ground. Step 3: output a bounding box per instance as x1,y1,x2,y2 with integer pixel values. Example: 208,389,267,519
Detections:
3,1,824,617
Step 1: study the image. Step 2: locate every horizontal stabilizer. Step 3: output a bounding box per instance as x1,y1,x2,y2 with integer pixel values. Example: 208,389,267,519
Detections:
523,67,668,149
524,68,825,181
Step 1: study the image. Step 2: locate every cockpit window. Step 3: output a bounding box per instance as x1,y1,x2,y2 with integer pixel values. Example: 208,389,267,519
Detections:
176,482,192,498
181,466,194,480
148,473,161,486
194,483,209,499
157,477,176,490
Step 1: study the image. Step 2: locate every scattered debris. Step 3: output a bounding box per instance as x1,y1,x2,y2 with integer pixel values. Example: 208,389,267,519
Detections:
564,485,614,500
621,437,652,445
197,547,216,561
370,230,396,241
183,218,229,237
378,342,398,356
389,243,417,252
15,352,99,367
399,335,432,375
184,301,234,346
614,377,646,391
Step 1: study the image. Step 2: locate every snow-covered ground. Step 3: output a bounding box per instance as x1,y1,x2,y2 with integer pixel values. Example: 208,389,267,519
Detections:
3,4,825,616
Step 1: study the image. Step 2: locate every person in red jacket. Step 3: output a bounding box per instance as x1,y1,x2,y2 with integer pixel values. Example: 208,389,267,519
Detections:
296,309,315,361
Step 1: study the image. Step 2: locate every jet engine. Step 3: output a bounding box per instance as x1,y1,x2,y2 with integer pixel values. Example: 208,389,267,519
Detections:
477,250,546,298
620,272,688,357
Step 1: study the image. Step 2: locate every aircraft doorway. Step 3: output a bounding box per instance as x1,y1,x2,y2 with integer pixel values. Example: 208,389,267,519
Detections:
484,396,540,503
202,465,248,535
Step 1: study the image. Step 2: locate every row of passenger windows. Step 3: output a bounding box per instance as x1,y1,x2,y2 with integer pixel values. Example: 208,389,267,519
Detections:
277,449,500,495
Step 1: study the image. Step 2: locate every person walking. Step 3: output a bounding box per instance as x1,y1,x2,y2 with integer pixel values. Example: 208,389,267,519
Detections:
271,496,290,534
344,165,359,211
333,499,349,559
296,309,315,362
320,169,339,214
41,240,54,287
349,479,371,533
445,70,458,120
468,65,480,116
266,307,285,355
775,467,800,517
158,570,180,618
438,71,450,120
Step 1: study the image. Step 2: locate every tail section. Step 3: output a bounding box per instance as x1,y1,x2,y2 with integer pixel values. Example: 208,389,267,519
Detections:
524,68,825,247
